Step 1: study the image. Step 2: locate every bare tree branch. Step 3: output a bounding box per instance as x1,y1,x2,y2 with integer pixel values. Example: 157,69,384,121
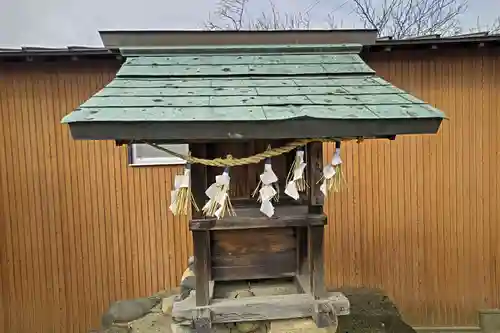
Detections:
206,0,498,39
350,0,467,38
467,16,500,34
492,17,500,33
205,0,249,30
251,0,312,30
205,0,315,30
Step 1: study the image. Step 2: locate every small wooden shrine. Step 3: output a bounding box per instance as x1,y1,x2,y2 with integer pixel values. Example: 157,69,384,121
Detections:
61,42,445,332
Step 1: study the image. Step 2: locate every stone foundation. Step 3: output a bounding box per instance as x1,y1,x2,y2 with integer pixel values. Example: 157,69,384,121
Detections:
92,257,416,333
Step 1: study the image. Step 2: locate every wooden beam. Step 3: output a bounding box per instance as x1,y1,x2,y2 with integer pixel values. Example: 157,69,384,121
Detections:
191,214,326,230
173,292,350,324
212,267,295,282
193,230,211,306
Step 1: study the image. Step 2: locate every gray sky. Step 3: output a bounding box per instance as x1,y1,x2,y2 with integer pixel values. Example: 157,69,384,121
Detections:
0,0,497,47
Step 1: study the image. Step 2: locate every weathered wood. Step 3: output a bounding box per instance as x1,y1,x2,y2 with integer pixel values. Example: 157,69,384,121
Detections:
229,196,302,208
190,143,207,219
295,227,312,295
210,227,297,281
193,230,211,306
172,292,350,324
203,140,292,200
212,228,295,255
179,294,313,323
308,225,326,299
207,141,251,199
208,280,215,300
246,140,258,196
193,308,212,333
327,292,350,316
212,264,296,281
313,301,338,328
190,206,326,230
306,142,324,214
212,249,296,267
296,227,309,275
295,274,311,295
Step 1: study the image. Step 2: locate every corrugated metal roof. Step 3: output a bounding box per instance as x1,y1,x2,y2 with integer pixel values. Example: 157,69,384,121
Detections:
0,46,113,55
373,31,500,45
1,31,500,57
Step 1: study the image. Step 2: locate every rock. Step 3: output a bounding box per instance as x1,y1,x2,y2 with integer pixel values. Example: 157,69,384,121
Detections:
212,324,232,333
235,322,261,333
129,311,173,333
180,267,195,282
152,287,181,300
270,319,334,333
171,323,192,333
101,297,161,329
180,268,196,300
187,256,194,270
106,326,133,333
162,295,178,315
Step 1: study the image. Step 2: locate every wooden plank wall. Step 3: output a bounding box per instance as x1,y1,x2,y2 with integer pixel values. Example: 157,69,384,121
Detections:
0,48,498,332
0,61,192,333
323,48,500,326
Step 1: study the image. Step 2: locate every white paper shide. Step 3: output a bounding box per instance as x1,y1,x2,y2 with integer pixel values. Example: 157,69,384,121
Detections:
258,161,279,217
320,147,343,196
285,150,307,200
169,168,191,214
202,169,233,219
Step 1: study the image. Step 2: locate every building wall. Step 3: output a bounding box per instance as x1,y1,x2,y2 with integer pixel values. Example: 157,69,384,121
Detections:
0,48,498,333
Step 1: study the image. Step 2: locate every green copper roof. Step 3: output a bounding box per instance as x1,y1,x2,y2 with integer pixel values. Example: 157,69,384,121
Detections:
61,44,445,142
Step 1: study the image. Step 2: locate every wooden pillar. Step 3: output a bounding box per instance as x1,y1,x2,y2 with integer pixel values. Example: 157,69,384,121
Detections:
193,230,211,306
305,141,326,298
308,225,326,299
295,227,310,294
190,143,207,219
306,142,324,214
189,143,211,307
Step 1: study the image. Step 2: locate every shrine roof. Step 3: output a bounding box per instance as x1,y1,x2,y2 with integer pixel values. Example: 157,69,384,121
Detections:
61,44,446,142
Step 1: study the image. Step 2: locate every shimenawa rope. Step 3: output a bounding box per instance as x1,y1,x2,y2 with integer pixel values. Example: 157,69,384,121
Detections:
145,138,355,167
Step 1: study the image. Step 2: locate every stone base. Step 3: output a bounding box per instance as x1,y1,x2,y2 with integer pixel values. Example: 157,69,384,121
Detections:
479,309,500,333
93,257,417,333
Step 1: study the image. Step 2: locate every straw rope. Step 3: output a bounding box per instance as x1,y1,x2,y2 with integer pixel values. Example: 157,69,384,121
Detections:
145,137,360,167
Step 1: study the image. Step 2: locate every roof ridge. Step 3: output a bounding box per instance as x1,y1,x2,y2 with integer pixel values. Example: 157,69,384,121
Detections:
119,44,363,56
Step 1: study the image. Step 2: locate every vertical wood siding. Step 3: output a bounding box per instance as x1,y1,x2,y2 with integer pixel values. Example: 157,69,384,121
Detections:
0,61,192,333
323,49,500,326
0,49,498,332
